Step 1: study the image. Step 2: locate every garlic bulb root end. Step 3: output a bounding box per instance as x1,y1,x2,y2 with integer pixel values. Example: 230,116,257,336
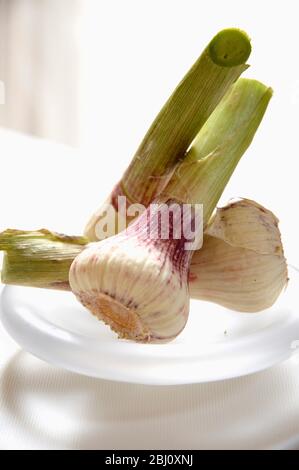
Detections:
76,290,154,343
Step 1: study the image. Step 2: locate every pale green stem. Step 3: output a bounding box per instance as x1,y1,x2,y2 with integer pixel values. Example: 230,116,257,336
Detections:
0,230,87,290
162,78,272,225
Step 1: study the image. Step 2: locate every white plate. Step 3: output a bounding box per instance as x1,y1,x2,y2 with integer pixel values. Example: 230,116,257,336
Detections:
1,269,299,385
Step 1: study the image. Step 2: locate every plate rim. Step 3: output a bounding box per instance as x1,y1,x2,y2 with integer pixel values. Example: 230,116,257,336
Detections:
1,283,299,386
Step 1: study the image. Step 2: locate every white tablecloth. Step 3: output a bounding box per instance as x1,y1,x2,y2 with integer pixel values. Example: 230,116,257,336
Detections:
1,316,299,450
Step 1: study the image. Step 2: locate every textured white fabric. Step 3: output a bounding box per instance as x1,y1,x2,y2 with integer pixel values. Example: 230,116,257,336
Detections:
1,317,299,450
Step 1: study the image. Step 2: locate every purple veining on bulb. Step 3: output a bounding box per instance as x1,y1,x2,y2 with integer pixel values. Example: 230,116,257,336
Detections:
125,199,202,273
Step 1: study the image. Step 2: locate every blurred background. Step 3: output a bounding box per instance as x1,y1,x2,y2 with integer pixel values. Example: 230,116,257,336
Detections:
0,0,298,264
0,0,80,146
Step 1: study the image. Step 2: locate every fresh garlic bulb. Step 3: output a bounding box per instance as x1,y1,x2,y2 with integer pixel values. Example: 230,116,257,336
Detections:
189,199,288,312
70,79,274,342
0,200,288,322
70,201,197,343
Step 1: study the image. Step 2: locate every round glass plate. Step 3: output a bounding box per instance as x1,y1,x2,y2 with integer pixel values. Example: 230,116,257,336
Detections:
1,269,299,385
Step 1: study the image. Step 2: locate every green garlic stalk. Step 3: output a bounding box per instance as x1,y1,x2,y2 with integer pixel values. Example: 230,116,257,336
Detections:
84,28,251,240
0,230,86,290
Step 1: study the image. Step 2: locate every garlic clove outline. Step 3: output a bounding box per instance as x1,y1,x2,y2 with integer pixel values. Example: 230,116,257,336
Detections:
189,199,288,312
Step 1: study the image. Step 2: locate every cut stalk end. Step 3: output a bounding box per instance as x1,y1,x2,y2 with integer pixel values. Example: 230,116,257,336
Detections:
0,229,87,290
209,28,251,67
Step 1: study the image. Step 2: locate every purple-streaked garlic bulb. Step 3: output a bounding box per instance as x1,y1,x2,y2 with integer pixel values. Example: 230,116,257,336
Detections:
70,201,201,343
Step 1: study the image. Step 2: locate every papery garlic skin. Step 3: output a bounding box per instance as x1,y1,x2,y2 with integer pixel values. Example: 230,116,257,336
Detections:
189,199,288,312
70,203,193,343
